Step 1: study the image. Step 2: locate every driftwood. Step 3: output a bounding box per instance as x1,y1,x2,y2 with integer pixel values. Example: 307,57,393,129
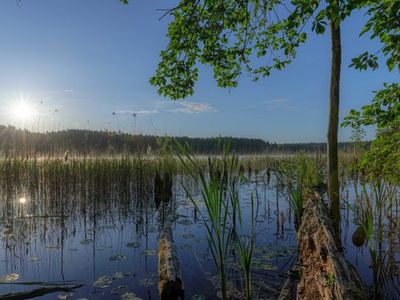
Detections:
296,194,366,300
158,224,184,300
0,284,83,300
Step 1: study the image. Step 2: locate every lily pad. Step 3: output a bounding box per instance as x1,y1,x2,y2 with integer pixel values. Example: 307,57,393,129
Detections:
57,292,73,300
178,219,193,226
30,256,41,262
110,254,128,261
126,241,140,248
45,245,61,250
113,272,133,279
111,285,129,295
253,261,278,271
140,250,157,256
80,239,94,245
93,275,114,288
121,292,143,300
139,278,155,287
0,273,19,283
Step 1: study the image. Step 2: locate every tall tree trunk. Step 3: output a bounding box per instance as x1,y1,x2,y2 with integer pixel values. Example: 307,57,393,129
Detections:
328,19,341,245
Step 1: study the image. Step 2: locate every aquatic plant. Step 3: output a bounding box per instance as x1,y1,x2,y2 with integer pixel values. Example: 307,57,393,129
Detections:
177,141,257,300
234,193,255,299
177,142,234,300
273,154,326,227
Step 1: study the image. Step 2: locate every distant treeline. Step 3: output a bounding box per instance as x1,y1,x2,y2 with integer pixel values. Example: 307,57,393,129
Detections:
0,125,362,156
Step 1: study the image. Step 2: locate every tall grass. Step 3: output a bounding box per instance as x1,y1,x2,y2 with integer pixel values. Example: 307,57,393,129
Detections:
176,141,256,299
272,153,326,227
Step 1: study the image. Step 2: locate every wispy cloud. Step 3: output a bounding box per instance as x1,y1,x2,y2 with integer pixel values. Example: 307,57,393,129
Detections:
262,99,295,111
170,102,217,113
115,109,159,115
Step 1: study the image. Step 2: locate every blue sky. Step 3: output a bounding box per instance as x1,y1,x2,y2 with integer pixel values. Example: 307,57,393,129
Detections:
0,0,397,142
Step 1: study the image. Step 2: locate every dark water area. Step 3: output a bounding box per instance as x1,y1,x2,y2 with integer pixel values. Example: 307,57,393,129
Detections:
340,182,400,300
0,170,399,299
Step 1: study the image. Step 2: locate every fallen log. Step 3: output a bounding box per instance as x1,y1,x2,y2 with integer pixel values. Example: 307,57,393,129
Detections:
158,224,184,300
296,193,366,300
0,284,83,300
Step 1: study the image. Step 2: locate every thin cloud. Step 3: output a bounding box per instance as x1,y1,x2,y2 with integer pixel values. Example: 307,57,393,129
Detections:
262,99,295,111
115,109,159,115
170,102,217,113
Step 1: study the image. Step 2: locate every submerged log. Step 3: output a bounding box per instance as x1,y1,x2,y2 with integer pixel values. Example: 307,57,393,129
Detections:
0,284,83,300
296,193,366,300
158,224,184,300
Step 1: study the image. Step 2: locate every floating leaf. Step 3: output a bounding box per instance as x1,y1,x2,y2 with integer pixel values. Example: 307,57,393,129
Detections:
138,278,155,287
93,275,113,288
140,250,157,256
57,292,73,300
30,256,41,262
0,273,19,283
126,242,140,248
178,219,193,226
121,292,143,300
110,254,128,261
45,245,61,250
111,285,129,295
113,272,133,279
80,239,94,245
253,261,278,271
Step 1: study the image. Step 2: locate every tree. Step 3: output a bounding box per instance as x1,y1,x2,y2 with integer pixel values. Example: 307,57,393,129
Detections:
343,0,400,183
142,0,369,236
343,83,400,183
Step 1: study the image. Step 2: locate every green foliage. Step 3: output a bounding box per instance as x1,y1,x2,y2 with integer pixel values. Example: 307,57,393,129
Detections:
350,51,379,71
351,0,400,72
342,83,400,183
234,193,256,299
176,141,255,299
149,0,328,99
326,273,335,286
147,0,384,100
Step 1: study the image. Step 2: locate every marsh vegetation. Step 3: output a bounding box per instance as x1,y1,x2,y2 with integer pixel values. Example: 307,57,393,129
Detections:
0,149,398,299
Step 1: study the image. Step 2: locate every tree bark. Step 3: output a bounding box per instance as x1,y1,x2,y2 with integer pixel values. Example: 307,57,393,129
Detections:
328,17,341,244
158,224,184,300
297,194,366,299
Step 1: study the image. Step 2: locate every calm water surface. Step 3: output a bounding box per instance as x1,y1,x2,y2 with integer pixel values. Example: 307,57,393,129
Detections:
0,172,399,299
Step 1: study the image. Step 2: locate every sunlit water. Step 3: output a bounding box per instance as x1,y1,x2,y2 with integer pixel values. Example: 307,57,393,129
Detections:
0,173,398,299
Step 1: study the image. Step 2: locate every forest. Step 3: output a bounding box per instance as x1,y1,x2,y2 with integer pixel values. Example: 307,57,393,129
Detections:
0,125,359,156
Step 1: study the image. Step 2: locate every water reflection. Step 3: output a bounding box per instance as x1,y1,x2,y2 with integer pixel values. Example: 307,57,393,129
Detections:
0,170,296,299
343,180,400,299
4,164,398,299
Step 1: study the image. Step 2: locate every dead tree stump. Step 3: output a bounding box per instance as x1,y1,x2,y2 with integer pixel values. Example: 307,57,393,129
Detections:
296,193,366,300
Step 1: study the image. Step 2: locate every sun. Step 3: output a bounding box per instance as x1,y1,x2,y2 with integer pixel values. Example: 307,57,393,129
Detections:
9,100,36,122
